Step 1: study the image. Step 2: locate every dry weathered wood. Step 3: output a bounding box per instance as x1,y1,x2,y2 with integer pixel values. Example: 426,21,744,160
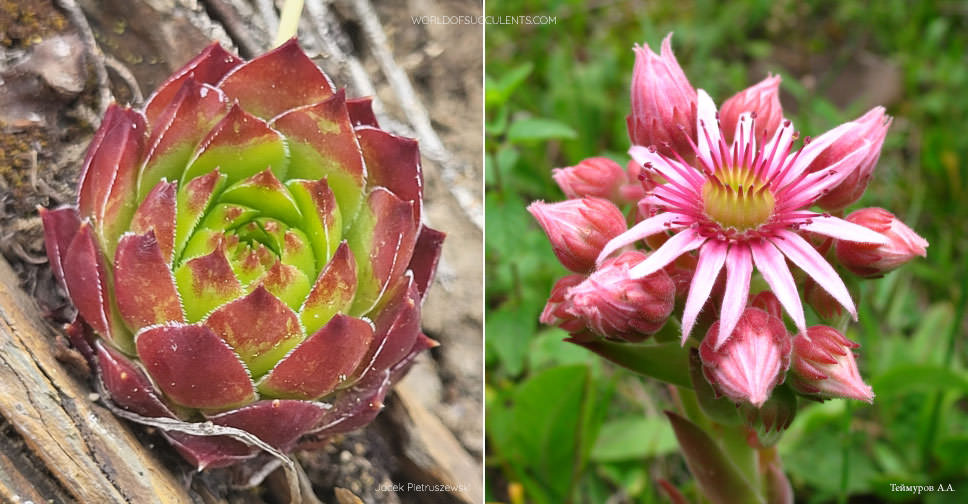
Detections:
0,417,75,504
0,256,195,503
386,380,484,504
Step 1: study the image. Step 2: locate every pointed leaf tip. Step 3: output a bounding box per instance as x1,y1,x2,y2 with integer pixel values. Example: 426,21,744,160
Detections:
218,39,335,119
183,103,289,186
346,96,379,127
96,340,174,419
130,179,177,263
358,126,423,220
259,314,373,400
144,43,242,126
301,241,357,334
136,324,256,410
114,231,184,331
203,285,302,377
408,226,445,300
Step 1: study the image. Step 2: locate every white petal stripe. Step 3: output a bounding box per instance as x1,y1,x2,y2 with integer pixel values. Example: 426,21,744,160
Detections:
778,140,871,209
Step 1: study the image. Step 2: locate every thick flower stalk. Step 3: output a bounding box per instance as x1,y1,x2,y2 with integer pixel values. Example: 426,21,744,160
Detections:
40,40,444,469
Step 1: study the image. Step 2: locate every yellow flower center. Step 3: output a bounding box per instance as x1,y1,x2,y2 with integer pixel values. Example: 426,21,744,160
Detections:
701,167,775,231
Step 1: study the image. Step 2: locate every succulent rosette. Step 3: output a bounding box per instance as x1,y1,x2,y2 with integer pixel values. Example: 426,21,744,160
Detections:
39,40,444,469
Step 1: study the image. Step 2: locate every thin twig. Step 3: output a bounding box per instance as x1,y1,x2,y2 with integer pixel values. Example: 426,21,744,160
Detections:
303,0,378,97
10,241,49,265
54,0,113,119
102,53,144,104
352,0,481,229
254,0,280,33
202,0,268,57
350,0,446,156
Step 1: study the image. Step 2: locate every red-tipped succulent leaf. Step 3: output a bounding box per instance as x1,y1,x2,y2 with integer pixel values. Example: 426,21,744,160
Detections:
41,40,444,469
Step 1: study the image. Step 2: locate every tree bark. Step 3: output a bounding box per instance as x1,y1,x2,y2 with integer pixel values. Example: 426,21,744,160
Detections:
0,256,196,503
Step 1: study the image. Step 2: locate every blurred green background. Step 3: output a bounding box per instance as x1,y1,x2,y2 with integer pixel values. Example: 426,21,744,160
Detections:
484,1,968,503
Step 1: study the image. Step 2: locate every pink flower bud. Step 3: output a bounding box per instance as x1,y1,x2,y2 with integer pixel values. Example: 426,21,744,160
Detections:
806,107,892,212
789,326,873,402
719,75,783,145
528,198,628,273
803,277,854,324
835,207,928,277
564,250,675,341
539,274,586,333
628,34,697,158
750,291,783,320
699,308,791,407
552,157,626,201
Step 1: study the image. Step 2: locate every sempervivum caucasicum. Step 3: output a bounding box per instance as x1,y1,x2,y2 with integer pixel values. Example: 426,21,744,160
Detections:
39,39,445,469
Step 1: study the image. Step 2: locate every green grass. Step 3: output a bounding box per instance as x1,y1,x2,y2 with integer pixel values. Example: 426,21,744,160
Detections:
485,1,968,502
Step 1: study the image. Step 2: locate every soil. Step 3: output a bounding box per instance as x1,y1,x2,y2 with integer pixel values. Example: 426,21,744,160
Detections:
0,0,482,502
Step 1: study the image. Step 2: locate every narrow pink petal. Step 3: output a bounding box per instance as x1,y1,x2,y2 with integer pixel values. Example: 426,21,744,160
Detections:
714,244,752,349
750,240,806,334
629,228,706,278
799,215,889,244
770,229,856,319
776,121,857,188
681,240,727,344
696,89,721,163
629,146,702,190
653,185,703,212
777,140,871,208
597,212,683,264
